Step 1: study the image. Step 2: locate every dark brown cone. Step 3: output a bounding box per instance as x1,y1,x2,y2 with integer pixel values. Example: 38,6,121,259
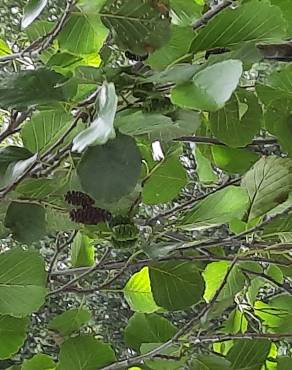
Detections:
65,191,95,208
70,206,112,225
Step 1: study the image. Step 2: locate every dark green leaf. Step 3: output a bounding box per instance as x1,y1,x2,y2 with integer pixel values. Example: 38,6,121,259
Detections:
191,1,286,53
0,315,28,359
181,186,249,230
209,91,262,147
21,109,72,153
77,134,142,204
21,354,55,370
0,69,71,109
0,248,46,317
124,313,177,351
5,202,46,243
191,354,231,370
149,261,205,311
278,357,292,370
241,156,292,221
48,308,91,336
147,26,194,70
57,335,116,370
100,0,171,55
226,339,270,370
143,150,187,204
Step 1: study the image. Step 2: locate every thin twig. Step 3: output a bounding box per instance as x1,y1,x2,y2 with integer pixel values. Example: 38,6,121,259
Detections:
50,254,291,277
189,332,292,343
174,136,278,147
48,248,110,296
0,0,75,63
241,268,292,295
147,177,240,225
47,231,77,281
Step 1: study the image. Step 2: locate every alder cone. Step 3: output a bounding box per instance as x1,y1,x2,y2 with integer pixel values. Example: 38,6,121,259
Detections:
65,191,94,208
70,206,111,225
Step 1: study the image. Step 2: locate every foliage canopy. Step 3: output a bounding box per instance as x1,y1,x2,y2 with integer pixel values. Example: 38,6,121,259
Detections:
1,0,292,369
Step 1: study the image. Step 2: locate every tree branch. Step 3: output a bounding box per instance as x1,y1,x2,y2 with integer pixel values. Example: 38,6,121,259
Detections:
192,0,234,30
48,247,110,296
174,136,278,147
50,254,291,277
189,332,292,343
99,258,238,370
147,177,240,225
0,0,75,63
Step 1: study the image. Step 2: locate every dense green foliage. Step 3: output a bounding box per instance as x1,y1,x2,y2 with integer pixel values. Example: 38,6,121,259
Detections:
2,0,292,369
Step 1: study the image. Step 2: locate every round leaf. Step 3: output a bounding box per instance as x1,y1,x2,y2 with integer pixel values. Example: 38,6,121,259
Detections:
171,60,243,112
77,134,142,203
149,261,205,311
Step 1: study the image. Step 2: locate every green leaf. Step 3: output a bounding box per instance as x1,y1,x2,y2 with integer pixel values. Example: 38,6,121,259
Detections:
0,315,28,359
0,248,46,317
141,343,186,370
212,146,259,175
264,97,292,156
170,0,202,26
116,109,200,141
241,156,292,221
5,202,46,244
22,0,48,29
256,65,292,106
209,91,262,147
124,313,177,351
48,308,91,336
226,339,270,370
271,0,292,35
171,60,242,112
278,357,292,370
195,147,218,185
143,150,187,204
21,109,72,153
100,0,171,55
0,39,10,56
181,186,249,230
115,110,173,137
223,309,247,334
147,26,194,70
0,69,71,109
72,82,117,153
203,262,245,303
149,261,205,311
124,267,160,313
255,295,292,333
77,134,142,204
191,354,231,370
58,12,108,55
71,232,95,267
21,354,55,370
191,1,286,53
57,335,116,370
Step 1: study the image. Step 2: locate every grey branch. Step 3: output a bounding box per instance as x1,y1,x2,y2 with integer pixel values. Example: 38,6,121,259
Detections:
192,0,234,30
